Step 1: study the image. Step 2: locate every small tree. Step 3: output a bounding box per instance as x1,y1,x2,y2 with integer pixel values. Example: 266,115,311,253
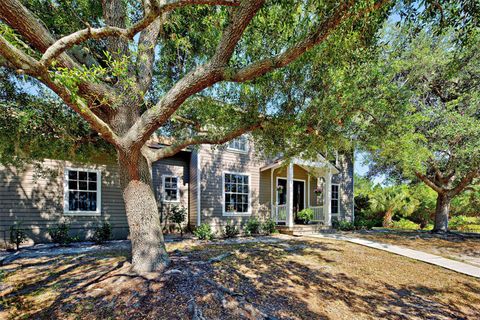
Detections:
170,205,187,237
368,185,416,227
9,222,27,250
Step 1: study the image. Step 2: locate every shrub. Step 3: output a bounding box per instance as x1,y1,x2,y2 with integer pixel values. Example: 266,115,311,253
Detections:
297,208,314,224
331,217,340,229
194,223,213,240
91,222,112,244
170,205,187,237
354,218,377,230
391,218,420,230
449,215,478,230
261,218,276,235
244,217,261,236
48,222,75,245
337,220,355,231
463,224,480,233
224,220,239,238
9,223,27,250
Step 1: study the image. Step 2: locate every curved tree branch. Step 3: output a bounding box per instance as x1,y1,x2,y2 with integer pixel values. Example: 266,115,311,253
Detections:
144,121,264,162
38,0,241,68
0,0,117,109
123,0,389,151
415,171,444,194
123,0,264,150
224,0,389,82
0,35,121,148
448,169,479,197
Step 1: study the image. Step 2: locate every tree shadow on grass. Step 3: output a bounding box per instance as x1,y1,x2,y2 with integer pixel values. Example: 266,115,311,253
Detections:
2,240,480,320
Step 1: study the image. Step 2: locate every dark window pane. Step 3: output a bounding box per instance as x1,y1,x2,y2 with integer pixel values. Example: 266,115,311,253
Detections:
68,180,77,190
88,192,97,211
88,182,97,191
78,181,88,190
68,170,77,180
165,189,177,201
331,200,339,214
88,172,97,181
78,192,88,210
79,171,88,180
225,175,231,183
242,204,248,213
69,191,78,210
242,195,248,203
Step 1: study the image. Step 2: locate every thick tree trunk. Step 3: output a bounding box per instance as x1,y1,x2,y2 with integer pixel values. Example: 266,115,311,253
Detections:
118,152,169,273
382,208,393,228
433,193,451,233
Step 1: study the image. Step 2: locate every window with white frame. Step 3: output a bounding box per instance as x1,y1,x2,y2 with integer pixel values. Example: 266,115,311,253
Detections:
331,184,340,216
64,168,101,214
224,173,250,214
162,176,179,202
227,135,248,152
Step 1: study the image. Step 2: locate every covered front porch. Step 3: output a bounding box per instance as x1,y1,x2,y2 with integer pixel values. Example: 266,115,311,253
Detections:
260,157,339,229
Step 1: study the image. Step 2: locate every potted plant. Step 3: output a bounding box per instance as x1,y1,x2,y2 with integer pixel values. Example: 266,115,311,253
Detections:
276,185,284,193
314,186,323,195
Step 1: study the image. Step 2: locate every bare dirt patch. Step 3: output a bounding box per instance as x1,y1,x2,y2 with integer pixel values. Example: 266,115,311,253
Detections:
1,236,479,319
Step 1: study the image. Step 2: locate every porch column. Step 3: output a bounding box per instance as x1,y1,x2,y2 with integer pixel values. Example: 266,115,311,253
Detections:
270,168,274,220
286,163,294,228
307,174,310,208
324,169,332,226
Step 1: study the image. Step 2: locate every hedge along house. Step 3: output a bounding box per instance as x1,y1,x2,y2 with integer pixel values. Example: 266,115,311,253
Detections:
0,135,354,244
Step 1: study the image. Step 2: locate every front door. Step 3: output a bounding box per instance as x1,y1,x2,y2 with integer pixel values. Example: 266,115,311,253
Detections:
293,180,305,222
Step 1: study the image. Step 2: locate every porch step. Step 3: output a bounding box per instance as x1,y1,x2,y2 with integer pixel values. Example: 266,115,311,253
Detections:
277,224,333,236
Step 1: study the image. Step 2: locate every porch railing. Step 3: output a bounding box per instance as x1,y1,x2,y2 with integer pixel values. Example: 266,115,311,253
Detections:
310,206,325,222
272,205,324,224
272,205,287,224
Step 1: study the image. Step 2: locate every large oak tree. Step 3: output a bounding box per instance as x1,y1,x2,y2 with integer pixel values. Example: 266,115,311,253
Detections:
1,0,395,272
3,0,470,270
356,26,480,232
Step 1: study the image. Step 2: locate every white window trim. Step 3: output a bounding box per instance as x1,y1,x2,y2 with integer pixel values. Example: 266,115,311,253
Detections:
161,175,180,203
222,171,251,216
331,183,340,217
63,167,102,216
227,136,249,154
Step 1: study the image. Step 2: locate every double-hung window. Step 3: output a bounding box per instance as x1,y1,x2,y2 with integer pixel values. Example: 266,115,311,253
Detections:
331,184,340,217
227,135,248,153
64,168,101,215
162,176,179,202
223,173,250,215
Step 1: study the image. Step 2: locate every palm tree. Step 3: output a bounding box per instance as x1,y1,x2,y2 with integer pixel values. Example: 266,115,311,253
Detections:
369,186,416,227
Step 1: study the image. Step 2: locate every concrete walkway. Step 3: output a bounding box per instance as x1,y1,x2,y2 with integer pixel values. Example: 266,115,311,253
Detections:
304,233,480,278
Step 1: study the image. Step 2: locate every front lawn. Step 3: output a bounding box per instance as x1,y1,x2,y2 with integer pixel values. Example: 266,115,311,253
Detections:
1,236,479,319
352,230,480,268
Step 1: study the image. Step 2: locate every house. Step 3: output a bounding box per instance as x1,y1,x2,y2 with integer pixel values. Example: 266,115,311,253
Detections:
0,136,354,243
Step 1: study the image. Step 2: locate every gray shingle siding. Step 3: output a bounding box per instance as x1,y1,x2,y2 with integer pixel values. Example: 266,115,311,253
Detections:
331,152,355,222
151,152,191,231
0,145,355,244
0,160,128,244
